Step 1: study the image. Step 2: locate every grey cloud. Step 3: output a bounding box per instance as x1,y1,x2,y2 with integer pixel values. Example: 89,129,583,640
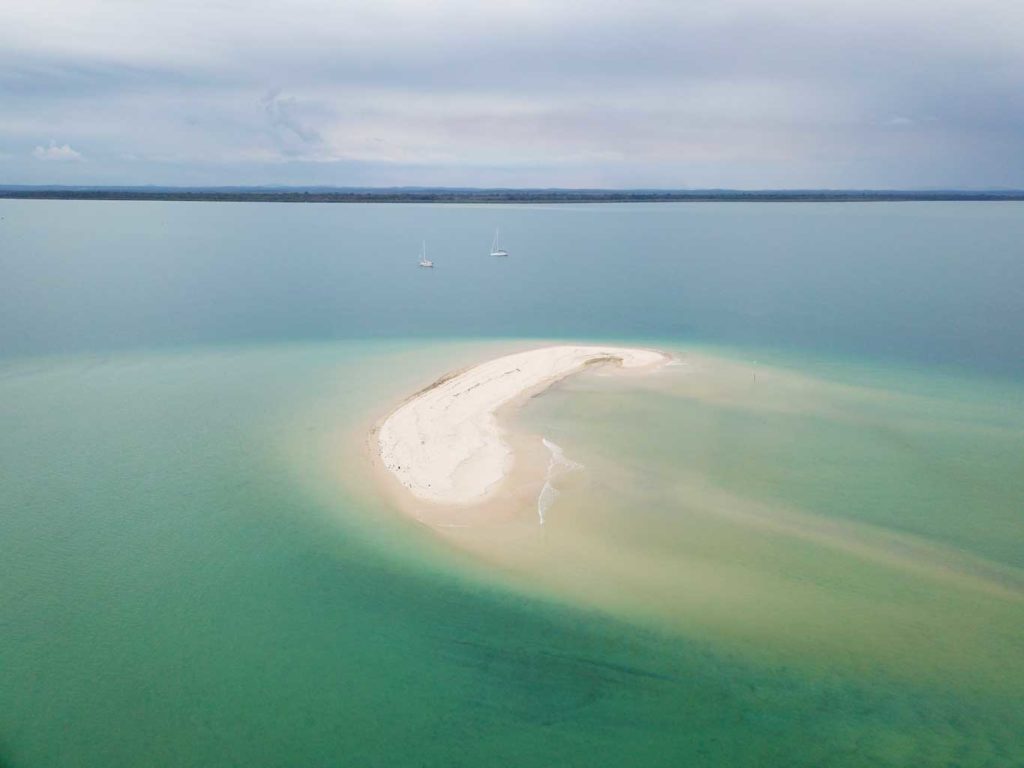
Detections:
0,0,1022,187
261,89,325,155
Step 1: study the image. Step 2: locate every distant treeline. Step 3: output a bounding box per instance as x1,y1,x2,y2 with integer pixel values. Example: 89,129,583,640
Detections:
2,187,1023,203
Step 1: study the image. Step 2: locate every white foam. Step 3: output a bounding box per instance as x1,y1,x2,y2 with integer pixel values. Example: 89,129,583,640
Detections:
536,437,583,525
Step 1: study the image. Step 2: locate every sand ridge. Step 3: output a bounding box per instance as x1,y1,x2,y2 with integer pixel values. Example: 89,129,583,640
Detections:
376,344,670,505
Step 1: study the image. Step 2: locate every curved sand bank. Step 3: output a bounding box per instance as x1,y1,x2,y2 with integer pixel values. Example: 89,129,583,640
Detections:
377,345,670,505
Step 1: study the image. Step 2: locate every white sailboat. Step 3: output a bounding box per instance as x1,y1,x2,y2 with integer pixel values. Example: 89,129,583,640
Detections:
418,240,433,268
489,228,508,257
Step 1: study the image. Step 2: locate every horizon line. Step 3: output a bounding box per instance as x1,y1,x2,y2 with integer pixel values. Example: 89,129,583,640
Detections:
3,184,1024,194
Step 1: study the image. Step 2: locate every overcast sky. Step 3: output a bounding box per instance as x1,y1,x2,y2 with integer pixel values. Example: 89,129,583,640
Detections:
2,0,1022,188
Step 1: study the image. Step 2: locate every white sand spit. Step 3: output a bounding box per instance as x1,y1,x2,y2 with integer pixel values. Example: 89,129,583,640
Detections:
376,345,669,505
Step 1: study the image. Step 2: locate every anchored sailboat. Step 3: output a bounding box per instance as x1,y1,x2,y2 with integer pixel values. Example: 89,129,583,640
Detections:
417,241,433,268
489,228,508,257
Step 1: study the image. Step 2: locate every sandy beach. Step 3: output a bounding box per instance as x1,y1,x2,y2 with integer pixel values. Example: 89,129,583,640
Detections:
376,344,670,505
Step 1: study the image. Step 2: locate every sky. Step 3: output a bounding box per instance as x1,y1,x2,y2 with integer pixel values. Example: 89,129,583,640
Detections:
1,0,1022,189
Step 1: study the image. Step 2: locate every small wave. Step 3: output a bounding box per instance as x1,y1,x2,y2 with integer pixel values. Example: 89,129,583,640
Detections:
536,481,560,526
537,438,583,525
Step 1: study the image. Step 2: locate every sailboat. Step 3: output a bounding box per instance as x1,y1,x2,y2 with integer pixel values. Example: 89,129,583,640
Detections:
489,228,508,257
418,240,433,268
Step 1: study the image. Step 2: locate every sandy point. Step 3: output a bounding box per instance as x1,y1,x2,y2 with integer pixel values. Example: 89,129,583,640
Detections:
372,344,671,522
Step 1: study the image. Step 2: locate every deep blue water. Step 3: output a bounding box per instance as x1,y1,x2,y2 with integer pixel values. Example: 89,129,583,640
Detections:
2,200,1022,376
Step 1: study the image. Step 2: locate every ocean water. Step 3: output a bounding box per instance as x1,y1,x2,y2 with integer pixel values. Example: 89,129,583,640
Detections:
2,200,1023,375
1,200,1023,766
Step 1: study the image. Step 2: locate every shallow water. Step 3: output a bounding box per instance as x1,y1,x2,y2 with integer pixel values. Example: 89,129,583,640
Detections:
508,350,1024,677
1,200,1023,766
2,340,1021,766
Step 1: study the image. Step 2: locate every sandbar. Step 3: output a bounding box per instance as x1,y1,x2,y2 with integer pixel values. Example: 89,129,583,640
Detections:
376,344,670,505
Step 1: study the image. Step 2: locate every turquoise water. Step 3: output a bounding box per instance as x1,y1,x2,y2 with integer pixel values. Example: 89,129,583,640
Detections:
1,201,1023,766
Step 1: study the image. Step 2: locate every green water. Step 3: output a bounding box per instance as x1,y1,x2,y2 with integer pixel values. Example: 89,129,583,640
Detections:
2,341,1022,766
514,349,1024,675
2,200,1023,765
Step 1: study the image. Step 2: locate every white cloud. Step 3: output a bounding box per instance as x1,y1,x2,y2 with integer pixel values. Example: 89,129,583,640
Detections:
32,141,82,161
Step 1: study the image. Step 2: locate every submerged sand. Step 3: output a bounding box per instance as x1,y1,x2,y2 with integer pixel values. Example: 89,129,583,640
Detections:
376,344,670,505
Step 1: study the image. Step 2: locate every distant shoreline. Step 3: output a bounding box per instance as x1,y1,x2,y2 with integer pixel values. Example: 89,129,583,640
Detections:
2,187,1023,204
